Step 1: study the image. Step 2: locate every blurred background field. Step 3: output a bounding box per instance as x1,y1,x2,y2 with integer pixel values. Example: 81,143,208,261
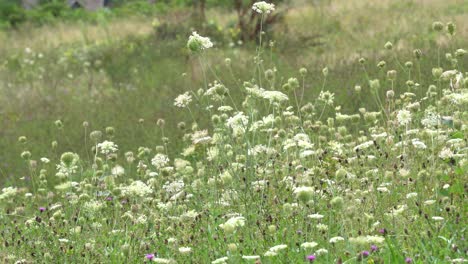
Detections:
0,0,467,182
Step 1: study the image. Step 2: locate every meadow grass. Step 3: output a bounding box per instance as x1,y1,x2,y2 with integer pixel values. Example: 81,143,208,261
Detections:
0,0,467,263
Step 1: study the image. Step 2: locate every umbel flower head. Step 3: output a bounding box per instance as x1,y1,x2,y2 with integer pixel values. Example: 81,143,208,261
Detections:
294,186,314,203
187,31,213,53
219,216,245,234
174,92,192,108
252,1,275,14
397,109,412,126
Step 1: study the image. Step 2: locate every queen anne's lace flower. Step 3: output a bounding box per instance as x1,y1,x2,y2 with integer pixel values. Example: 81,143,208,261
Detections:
174,92,192,108
152,153,169,168
397,109,412,126
187,32,213,53
120,181,153,197
252,1,275,14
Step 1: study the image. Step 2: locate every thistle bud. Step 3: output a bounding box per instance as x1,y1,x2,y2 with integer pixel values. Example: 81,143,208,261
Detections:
377,61,386,68
354,85,362,92
405,61,413,68
359,58,366,64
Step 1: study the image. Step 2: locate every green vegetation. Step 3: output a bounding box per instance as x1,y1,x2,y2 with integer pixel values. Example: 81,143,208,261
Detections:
0,0,467,263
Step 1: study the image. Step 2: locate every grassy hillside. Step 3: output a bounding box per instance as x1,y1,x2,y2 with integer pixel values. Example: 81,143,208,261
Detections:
0,1,467,261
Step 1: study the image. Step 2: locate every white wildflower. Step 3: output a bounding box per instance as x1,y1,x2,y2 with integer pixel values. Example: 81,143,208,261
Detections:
97,141,118,155
152,153,169,169
301,242,318,249
187,32,213,52
397,109,412,126
329,236,345,244
242,255,260,260
120,181,153,197
252,1,275,14
179,247,192,254
174,92,192,108
212,257,229,264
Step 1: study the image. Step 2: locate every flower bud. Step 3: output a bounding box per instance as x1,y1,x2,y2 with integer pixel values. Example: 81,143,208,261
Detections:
157,119,165,128
413,49,422,59
386,90,395,99
432,21,444,31
21,151,31,160
447,22,455,35
455,49,467,57
432,67,443,78
322,67,329,77
384,41,393,50
299,67,307,76
387,70,397,80
105,127,115,137
369,79,380,90
90,130,102,143
18,136,27,144
54,120,63,129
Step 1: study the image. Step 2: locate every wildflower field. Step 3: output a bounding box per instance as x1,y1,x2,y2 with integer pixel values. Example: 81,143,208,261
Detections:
0,0,467,263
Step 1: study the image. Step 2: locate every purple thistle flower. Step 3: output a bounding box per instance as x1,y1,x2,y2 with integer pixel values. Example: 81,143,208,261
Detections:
145,254,155,260
370,245,378,252
39,207,46,212
361,251,370,257
307,255,316,262
379,228,386,235
405,257,413,263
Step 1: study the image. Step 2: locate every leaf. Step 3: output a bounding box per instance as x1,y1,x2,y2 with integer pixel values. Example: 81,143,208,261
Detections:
450,131,463,139
449,182,464,195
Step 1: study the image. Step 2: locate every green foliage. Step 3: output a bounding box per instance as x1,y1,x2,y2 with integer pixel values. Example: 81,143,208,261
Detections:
0,0,26,28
